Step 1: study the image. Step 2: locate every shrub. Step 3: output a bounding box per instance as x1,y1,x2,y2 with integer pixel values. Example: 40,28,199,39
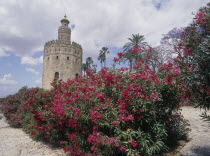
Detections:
21,60,190,155
178,3,210,108
0,87,40,127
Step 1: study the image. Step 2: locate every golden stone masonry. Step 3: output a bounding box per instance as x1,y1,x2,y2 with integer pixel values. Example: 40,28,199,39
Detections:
42,15,82,90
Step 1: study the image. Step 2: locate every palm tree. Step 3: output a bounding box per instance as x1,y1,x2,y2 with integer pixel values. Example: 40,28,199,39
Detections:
82,63,88,76
123,34,146,51
98,51,104,69
85,57,93,69
123,34,147,71
98,47,110,68
101,47,110,67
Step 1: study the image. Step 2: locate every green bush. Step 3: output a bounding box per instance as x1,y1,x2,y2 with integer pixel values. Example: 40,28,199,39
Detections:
20,62,190,155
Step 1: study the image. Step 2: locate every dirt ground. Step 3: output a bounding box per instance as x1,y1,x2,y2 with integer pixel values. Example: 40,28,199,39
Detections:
179,106,210,156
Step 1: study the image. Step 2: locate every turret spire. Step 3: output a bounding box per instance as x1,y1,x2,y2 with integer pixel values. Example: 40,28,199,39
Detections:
61,15,69,26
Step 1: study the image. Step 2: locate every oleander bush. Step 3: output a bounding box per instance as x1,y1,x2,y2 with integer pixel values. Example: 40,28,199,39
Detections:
0,87,39,127
19,58,190,155
175,3,210,122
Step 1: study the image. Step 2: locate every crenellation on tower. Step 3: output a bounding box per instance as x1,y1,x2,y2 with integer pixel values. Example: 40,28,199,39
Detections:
42,15,82,90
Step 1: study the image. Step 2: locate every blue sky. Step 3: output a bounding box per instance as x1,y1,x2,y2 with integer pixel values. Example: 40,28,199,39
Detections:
0,0,209,97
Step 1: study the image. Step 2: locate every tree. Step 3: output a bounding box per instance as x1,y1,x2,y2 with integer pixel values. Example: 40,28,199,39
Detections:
82,63,88,76
82,57,93,76
146,48,161,72
154,27,184,64
98,47,110,68
98,50,104,69
123,34,147,71
85,57,93,69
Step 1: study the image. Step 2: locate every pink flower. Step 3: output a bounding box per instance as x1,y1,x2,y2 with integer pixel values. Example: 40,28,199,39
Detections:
97,92,104,100
129,45,141,54
195,12,205,24
30,130,36,135
87,134,99,144
137,115,143,120
146,55,151,59
139,109,144,112
120,146,126,152
121,90,130,99
73,108,81,116
183,46,192,56
151,92,159,101
164,75,173,85
67,133,76,141
119,115,134,122
117,52,124,59
89,111,102,123
90,145,97,153
112,121,119,126
93,125,98,130
127,114,134,121
113,57,120,62
130,139,138,147
59,141,65,145
69,117,77,128
172,65,181,75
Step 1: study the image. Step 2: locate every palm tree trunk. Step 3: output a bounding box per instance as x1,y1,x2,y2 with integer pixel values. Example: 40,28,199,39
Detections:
129,59,133,72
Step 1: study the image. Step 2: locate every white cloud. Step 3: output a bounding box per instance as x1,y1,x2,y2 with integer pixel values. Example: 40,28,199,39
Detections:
0,86,20,98
25,67,39,75
35,77,42,86
0,73,18,85
0,48,9,57
0,0,208,60
21,56,43,66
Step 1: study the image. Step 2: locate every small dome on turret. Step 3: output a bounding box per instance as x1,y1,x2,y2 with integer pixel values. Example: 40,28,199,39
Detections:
61,15,69,25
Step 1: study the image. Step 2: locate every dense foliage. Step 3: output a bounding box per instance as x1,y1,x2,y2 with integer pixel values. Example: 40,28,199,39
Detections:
176,4,210,122
0,87,39,127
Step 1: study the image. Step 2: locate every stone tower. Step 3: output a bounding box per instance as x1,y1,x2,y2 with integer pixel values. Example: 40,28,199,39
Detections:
42,15,82,90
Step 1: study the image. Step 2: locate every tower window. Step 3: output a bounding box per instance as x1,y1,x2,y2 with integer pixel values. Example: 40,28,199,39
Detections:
67,57,69,60
54,72,59,79
48,57,49,60
76,73,78,77
56,56,58,59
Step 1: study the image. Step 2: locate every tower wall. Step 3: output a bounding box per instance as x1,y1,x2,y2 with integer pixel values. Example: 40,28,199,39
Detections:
42,16,82,90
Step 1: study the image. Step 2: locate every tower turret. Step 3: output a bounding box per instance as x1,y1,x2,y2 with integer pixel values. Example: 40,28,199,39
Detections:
58,15,71,41
42,15,82,90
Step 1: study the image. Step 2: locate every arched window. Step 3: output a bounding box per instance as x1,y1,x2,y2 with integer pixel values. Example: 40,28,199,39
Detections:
48,57,49,60
67,56,69,60
54,72,59,79
56,56,58,59
76,73,78,78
